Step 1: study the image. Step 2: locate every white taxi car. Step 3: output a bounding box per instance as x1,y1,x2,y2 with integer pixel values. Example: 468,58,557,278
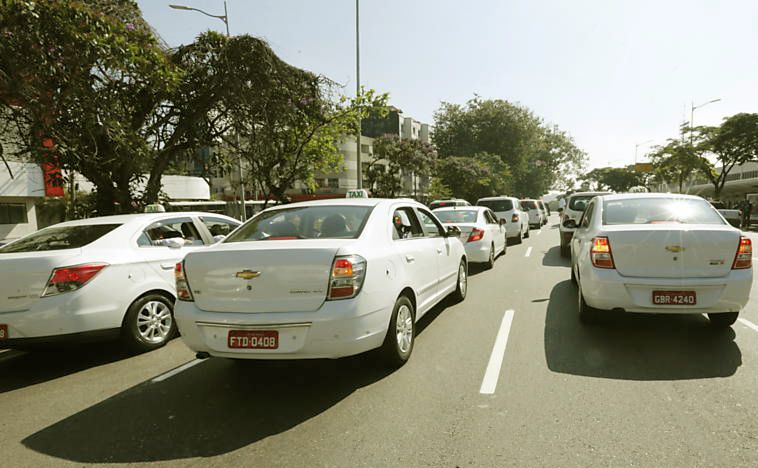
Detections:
0,212,240,351
433,206,507,268
174,198,468,367
571,193,752,327
560,191,610,257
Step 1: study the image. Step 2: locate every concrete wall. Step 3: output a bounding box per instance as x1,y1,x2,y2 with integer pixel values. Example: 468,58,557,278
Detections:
0,162,44,243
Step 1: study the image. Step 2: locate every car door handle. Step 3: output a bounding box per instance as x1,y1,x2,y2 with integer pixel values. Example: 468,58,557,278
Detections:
405,255,415,263
436,247,443,254
160,263,175,270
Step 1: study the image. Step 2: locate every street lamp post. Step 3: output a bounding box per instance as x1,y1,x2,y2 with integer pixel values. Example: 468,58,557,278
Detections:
690,98,721,144
355,0,362,190
634,139,653,165
169,1,246,221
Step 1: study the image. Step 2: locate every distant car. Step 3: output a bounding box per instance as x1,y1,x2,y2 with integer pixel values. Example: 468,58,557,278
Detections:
0,212,241,351
537,200,550,221
717,209,742,228
476,196,530,244
570,193,752,327
520,199,544,229
174,198,468,367
434,206,507,268
429,199,471,210
560,191,611,257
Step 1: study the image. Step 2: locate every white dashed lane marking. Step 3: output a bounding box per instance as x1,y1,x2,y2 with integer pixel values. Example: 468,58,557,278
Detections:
480,309,515,395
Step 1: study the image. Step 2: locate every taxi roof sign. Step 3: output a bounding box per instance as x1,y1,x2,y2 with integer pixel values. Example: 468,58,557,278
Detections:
346,189,369,198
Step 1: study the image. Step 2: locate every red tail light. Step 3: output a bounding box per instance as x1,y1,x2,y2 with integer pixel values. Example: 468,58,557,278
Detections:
511,214,519,223
590,237,615,269
42,263,108,297
327,255,367,300
175,262,194,301
467,228,484,243
733,236,752,269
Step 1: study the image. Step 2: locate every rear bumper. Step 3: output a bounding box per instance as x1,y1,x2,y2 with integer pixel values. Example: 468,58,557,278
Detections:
174,297,393,360
580,267,752,314
464,240,492,263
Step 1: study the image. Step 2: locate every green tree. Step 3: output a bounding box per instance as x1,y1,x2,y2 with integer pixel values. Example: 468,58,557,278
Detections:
435,153,511,203
427,177,452,200
583,166,643,192
649,139,704,193
698,113,758,200
365,133,437,198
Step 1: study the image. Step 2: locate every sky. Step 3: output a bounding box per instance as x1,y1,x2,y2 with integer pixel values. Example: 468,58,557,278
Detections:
137,0,758,169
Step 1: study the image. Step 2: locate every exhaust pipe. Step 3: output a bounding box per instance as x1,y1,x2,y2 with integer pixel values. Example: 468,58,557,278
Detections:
195,351,211,360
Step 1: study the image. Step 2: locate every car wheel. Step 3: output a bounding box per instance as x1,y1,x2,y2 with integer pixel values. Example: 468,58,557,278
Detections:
577,284,599,325
449,259,468,303
379,295,415,367
121,293,177,353
515,231,523,245
708,312,739,328
524,226,530,238
485,243,495,269
560,244,570,258
503,236,508,255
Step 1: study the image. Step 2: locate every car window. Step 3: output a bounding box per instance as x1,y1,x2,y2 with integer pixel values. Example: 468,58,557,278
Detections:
602,198,725,225
392,207,425,240
580,202,594,228
521,200,537,210
477,199,513,212
485,210,497,224
200,216,240,237
0,224,121,253
226,205,374,242
141,217,204,247
569,195,600,211
416,208,446,238
434,209,478,224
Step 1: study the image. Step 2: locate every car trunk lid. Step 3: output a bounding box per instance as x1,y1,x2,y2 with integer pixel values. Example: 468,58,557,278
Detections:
0,249,83,312
606,225,740,278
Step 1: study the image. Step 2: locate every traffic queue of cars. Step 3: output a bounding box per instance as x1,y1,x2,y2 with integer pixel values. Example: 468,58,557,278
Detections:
0,191,752,368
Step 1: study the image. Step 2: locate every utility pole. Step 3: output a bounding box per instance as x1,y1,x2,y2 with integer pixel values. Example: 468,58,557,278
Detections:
355,0,362,190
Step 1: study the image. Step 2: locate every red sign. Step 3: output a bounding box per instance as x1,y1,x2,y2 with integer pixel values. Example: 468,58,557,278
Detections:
40,137,64,197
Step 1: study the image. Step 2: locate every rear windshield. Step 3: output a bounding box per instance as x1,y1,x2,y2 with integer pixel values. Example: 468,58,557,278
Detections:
521,200,537,209
225,205,374,242
434,210,479,224
430,200,465,210
569,195,597,211
603,198,725,225
477,199,513,212
0,224,121,253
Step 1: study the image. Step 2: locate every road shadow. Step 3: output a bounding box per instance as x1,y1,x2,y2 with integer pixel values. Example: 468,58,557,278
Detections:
0,343,134,394
23,298,452,463
544,280,741,380
542,245,570,268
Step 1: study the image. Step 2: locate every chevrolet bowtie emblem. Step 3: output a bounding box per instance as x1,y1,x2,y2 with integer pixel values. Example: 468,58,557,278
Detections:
235,270,261,280
665,245,685,253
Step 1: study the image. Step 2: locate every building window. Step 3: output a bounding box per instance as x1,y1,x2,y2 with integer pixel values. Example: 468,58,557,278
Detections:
327,178,339,188
361,144,370,154
0,203,27,224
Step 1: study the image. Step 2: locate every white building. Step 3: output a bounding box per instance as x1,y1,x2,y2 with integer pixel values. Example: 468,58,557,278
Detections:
0,161,46,243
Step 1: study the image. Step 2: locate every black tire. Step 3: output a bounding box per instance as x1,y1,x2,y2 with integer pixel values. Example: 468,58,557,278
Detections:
450,259,468,303
503,236,508,255
708,312,739,328
378,296,415,367
515,231,523,245
524,226,530,239
560,244,570,258
578,284,599,325
121,293,177,353
571,264,577,285
485,243,495,269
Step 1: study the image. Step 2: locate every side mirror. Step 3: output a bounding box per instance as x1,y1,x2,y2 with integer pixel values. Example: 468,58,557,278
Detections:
446,225,462,238
163,238,185,249
499,218,507,226
212,235,226,243
563,219,577,229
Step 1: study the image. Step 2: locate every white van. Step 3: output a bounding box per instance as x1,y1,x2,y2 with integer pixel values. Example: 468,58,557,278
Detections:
476,196,530,243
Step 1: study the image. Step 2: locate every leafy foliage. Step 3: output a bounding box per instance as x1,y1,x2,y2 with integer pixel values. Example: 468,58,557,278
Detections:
435,153,511,203
649,139,705,193
582,166,644,192
365,133,437,198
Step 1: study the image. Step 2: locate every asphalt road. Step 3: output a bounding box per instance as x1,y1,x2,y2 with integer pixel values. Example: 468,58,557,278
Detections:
4,216,758,467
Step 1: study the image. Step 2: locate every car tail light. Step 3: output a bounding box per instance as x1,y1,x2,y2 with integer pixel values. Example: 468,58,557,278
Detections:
327,255,366,300
733,236,752,269
590,237,615,269
42,263,108,297
511,214,519,223
467,228,484,243
175,262,194,301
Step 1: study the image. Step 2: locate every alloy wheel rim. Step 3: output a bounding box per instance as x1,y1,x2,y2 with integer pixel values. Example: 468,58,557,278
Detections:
395,305,413,353
136,300,172,344
459,263,467,296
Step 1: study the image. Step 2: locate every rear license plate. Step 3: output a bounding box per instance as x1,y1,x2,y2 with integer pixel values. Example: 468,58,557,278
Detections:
228,330,278,349
0,324,6,339
652,291,697,305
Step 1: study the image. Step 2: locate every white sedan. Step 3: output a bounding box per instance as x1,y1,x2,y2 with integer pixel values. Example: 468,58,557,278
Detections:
433,206,507,268
174,198,468,367
570,193,752,327
0,212,240,351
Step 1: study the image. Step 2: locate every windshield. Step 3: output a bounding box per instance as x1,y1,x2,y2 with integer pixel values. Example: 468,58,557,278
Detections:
603,198,725,225
0,224,121,253
434,210,479,224
225,205,373,242
477,199,513,212
569,195,598,211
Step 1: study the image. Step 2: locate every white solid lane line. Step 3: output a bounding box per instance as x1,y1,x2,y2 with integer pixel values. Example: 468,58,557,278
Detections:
738,317,758,333
525,247,532,257
152,359,204,383
480,309,515,395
